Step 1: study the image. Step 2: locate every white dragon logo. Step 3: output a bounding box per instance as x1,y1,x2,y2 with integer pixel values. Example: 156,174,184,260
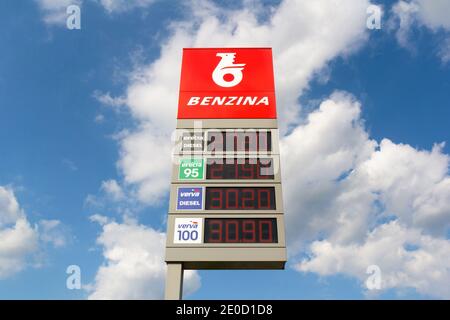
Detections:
212,53,246,88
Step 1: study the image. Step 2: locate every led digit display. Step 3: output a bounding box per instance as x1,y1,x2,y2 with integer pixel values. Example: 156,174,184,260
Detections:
205,187,276,210
204,218,277,243
206,131,272,152
206,158,274,179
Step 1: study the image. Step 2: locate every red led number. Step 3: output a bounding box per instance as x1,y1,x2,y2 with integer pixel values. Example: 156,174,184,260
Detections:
208,219,222,243
209,188,222,209
242,188,255,209
259,220,273,243
205,187,275,210
240,163,253,179
242,220,256,242
210,163,223,179
225,220,239,243
258,189,271,209
206,158,274,180
225,188,239,209
205,219,277,243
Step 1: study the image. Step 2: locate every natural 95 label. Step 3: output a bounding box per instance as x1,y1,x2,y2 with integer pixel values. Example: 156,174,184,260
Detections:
179,158,204,180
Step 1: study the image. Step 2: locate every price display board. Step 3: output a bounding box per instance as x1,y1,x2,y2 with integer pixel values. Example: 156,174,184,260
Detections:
205,187,276,210
165,48,286,277
204,218,277,243
206,158,274,180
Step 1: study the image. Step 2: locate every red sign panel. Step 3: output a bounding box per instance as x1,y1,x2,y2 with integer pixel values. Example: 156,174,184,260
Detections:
177,48,277,119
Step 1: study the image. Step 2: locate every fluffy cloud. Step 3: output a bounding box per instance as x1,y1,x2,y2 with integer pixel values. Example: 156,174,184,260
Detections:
117,126,173,204
88,216,200,299
35,0,81,25
356,140,450,236
35,0,157,25
411,0,450,30
99,0,156,13
0,186,24,226
391,0,450,61
101,179,125,202
98,0,371,204
297,221,450,298
0,186,39,278
281,92,450,298
281,92,376,248
0,186,67,278
38,219,68,248
0,218,39,279
438,38,450,64
391,1,420,49
392,0,450,32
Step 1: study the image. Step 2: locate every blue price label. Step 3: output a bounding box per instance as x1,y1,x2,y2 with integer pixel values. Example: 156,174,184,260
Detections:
176,187,203,210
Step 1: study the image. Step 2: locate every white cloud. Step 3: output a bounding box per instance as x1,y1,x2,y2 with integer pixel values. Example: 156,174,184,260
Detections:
0,186,66,278
88,216,200,299
391,1,420,49
99,0,156,13
101,0,371,205
281,92,376,248
0,186,39,278
84,194,103,209
93,91,126,111
101,179,125,201
39,219,68,248
297,221,450,299
94,114,105,124
392,0,450,32
0,217,39,279
35,0,81,25
280,92,450,298
438,37,450,64
90,213,111,225
413,177,450,234
0,186,24,227
413,0,450,30
117,125,173,204
391,0,450,61
36,0,158,26
355,140,450,236
62,158,78,171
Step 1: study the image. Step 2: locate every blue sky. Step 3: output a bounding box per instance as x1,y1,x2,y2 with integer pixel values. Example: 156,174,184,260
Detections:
0,0,449,299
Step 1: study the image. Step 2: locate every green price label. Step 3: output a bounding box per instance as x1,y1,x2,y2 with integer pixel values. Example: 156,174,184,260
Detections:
179,158,204,180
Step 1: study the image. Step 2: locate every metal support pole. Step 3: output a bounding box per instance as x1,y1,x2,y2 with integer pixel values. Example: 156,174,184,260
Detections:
165,263,184,300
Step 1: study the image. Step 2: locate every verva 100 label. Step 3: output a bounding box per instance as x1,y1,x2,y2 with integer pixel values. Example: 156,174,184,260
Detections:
173,218,203,244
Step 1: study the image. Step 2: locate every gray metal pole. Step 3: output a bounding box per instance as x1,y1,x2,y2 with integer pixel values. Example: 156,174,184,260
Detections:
164,263,184,300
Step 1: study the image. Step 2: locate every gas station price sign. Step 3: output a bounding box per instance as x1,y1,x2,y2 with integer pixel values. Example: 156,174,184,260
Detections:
204,218,277,243
165,48,286,294
205,187,276,210
177,158,275,181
